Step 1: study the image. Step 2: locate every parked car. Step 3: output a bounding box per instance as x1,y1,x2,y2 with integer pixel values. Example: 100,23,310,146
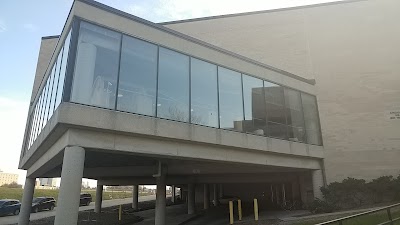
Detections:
31,197,56,213
0,199,21,216
80,193,92,206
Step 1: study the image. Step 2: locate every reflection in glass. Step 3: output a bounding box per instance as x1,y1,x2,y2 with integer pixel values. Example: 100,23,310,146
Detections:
41,79,50,129
285,88,306,142
264,81,287,139
117,36,157,116
218,67,243,131
55,31,71,109
242,75,266,135
301,93,322,145
157,47,189,122
71,22,121,109
190,58,218,127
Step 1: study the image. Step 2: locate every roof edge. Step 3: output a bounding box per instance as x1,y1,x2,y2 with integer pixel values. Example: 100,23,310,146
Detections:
76,0,316,85
159,0,367,25
41,35,60,40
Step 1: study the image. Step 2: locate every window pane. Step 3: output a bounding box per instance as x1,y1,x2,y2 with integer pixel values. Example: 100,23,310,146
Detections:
55,31,71,109
44,67,55,124
157,47,189,122
42,79,50,129
264,81,287,139
71,22,121,109
48,54,61,119
242,74,266,135
117,36,157,116
218,67,243,131
36,93,44,138
285,88,306,142
301,93,322,145
190,58,218,127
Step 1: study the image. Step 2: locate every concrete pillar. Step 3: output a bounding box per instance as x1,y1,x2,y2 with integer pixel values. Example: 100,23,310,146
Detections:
54,146,85,225
179,187,183,201
132,185,139,210
95,184,103,213
188,183,195,214
203,184,210,209
312,170,325,199
219,184,223,198
171,185,176,203
18,177,35,225
213,184,219,206
155,169,166,225
298,174,307,205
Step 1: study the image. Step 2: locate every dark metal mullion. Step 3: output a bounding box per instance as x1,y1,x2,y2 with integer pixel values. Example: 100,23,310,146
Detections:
314,96,324,146
282,88,289,140
47,58,58,118
52,46,64,113
188,57,192,124
155,47,160,118
216,67,221,129
260,80,268,137
114,34,124,110
264,81,271,137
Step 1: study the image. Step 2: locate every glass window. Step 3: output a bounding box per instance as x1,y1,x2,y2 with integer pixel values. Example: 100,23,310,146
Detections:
190,58,218,127
117,36,157,116
264,81,287,139
55,31,71,109
285,88,306,142
41,79,50,129
242,75,266,135
44,67,55,125
301,93,322,145
30,104,39,146
35,93,43,139
71,22,121,109
48,55,61,119
218,67,243,131
157,47,189,122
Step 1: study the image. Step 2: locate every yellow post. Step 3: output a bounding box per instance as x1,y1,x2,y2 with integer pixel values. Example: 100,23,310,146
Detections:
119,204,122,221
254,198,259,221
229,201,234,224
238,199,242,221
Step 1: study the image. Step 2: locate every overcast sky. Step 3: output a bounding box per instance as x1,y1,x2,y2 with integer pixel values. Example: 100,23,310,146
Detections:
0,0,343,186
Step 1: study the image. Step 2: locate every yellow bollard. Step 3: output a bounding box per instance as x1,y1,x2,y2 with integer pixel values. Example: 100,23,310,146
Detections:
238,199,242,221
254,198,259,221
119,204,122,221
229,201,234,224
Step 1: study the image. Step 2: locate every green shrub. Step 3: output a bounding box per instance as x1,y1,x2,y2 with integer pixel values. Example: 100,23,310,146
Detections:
309,198,338,213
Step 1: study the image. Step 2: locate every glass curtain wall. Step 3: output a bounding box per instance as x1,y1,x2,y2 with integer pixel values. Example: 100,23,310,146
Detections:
66,21,323,146
242,75,266,135
190,58,218,127
26,29,72,149
117,36,157,116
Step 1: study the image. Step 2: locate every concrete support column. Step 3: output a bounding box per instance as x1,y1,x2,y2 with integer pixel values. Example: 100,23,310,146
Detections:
312,170,324,199
18,177,35,225
171,185,176,203
179,187,183,201
188,183,195,214
203,184,209,210
132,185,139,210
213,184,219,206
95,184,103,213
155,164,166,225
55,146,85,225
298,174,307,206
219,184,223,198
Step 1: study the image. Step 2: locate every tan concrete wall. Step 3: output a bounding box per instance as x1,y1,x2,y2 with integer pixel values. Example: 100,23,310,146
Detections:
165,0,400,182
30,37,59,103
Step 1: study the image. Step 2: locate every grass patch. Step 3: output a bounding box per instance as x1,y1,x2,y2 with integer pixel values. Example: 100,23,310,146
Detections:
0,187,152,202
293,208,400,225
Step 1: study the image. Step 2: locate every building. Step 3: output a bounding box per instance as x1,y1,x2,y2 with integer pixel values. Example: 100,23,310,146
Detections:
38,178,57,187
17,0,398,224
0,171,18,186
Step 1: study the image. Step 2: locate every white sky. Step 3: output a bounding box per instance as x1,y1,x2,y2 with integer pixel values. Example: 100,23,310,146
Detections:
0,0,344,187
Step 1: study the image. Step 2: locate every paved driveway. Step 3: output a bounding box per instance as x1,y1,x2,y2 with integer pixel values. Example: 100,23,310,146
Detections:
0,195,157,225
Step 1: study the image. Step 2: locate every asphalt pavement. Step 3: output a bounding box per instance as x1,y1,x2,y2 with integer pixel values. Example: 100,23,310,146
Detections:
0,195,157,225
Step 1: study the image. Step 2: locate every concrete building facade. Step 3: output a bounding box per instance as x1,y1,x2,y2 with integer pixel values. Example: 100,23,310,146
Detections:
13,1,364,225
0,172,18,186
162,0,400,183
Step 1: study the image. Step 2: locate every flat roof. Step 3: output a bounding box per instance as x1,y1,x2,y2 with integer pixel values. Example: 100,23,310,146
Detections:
76,0,316,85
159,0,366,25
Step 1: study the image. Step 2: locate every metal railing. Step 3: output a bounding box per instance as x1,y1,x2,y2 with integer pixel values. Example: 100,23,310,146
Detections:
315,202,400,225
